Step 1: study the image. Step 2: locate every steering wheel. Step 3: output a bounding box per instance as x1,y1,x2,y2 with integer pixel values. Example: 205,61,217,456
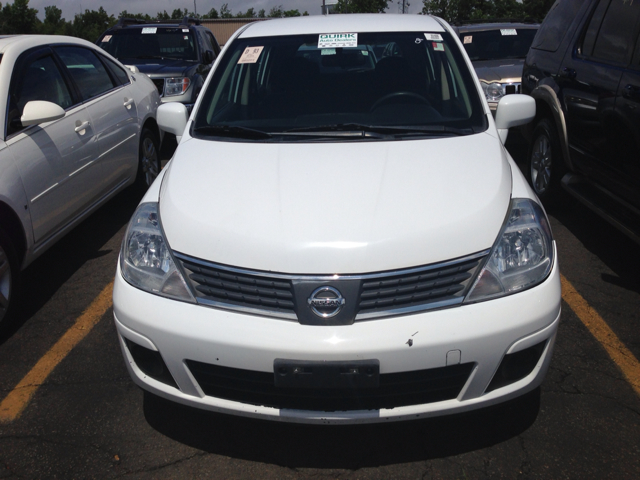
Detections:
370,92,429,112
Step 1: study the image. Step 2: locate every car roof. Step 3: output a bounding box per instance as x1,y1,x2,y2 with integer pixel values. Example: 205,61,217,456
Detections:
0,35,99,55
238,14,446,39
455,23,539,33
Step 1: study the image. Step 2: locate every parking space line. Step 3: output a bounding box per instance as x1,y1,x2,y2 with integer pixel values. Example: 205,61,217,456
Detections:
561,274,640,396
0,281,113,424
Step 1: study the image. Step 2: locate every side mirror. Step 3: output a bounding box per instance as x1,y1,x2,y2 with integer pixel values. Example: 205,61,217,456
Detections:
21,100,65,127
157,102,189,142
494,94,536,144
204,50,215,64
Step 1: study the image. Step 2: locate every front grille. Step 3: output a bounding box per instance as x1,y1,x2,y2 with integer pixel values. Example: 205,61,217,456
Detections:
358,257,481,315
179,256,296,317
186,360,474,411
151,78,164,96
176,251,487,323
505,83,521,95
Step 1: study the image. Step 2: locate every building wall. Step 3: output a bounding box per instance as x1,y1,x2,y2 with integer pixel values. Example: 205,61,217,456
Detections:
200,18,271,46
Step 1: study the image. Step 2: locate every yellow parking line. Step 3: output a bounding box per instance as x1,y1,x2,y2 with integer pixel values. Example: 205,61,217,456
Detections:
0,281,113,423
561,274,640,396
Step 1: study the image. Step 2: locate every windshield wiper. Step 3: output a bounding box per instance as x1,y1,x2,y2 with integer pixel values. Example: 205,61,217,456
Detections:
284,123,472,137
193,125,272,140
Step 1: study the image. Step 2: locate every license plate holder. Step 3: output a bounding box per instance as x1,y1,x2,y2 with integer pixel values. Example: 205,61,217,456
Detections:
274,359,380,389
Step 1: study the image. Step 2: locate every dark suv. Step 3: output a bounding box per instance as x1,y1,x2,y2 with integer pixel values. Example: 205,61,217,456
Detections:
97,17,221,110
522,0,640,243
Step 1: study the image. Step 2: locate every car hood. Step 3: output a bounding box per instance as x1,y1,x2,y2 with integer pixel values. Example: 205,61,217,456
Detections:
159,132,512,274
472,59,524,83
122,59,193,76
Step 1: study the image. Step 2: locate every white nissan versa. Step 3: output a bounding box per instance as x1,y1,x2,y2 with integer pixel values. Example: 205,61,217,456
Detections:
113,14,561,424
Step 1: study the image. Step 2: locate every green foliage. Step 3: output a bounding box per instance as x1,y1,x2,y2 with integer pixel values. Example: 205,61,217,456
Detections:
203,8,219,19
235,7,256,18
267,6,283,17
41,5,67,35
157,10,171,20
0,0,40,34
171,8,188,19
71,7,116,42
333,0,389,14
421,0,553,23
220,3,233,18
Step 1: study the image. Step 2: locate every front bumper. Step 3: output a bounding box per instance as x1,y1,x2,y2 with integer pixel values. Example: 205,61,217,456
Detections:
113,244,561,424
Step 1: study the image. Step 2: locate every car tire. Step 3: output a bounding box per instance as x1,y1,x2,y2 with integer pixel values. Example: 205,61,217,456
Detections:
526,118,565,205
0,229,19,328
136,128,160,190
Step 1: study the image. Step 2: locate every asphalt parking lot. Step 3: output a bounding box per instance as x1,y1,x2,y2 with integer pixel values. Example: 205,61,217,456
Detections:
0,136,638,479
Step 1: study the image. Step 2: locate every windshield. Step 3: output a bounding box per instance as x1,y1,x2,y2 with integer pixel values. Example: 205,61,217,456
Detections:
460,28,538,61
99,28,198,61
193,31,487,141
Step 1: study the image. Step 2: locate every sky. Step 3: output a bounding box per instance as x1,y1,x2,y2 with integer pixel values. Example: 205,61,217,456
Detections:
27,1,413,21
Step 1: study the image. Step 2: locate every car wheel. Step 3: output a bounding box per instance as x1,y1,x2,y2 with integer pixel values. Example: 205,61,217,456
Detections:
0,229,18,328
137,128,160,189
526,118,564,204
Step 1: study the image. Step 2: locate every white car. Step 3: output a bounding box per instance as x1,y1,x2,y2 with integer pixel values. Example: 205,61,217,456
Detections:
114,15,561,424
0,36,161,326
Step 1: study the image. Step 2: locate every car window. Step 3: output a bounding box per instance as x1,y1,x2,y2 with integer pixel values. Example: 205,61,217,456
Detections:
99,28,198,61
582,0,640,64
101,55,131,85
194,31,486,139
55,47,116,100
206,31,221,55
532,0,584,52
461,28,538,61
7,54,74,136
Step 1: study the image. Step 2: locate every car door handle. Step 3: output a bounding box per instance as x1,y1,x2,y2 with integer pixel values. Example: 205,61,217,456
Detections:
74,120,90,133
623,84,640,100
558,67,576,79
123,97,135,109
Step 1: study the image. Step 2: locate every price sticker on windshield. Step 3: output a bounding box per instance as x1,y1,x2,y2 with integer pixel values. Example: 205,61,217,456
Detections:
318,33,358,48
464,36,473,44
238,46,264,64
424,33,443,42
101,35,112,43
142,27,157,34
501,29,517,35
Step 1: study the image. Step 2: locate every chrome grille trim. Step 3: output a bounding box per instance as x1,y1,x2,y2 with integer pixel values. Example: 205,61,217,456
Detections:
175,250,490,322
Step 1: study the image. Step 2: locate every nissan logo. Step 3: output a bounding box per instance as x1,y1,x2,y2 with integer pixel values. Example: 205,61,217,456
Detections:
307,286,346,318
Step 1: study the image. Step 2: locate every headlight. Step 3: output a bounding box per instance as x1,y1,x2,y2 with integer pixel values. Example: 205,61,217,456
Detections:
120,203,195,303
164,77,191,97
481,81,504,102
465,198,554,303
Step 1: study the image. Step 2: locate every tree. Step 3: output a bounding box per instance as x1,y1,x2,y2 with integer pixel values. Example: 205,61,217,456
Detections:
333,0,389,14
236,7,256,18
258,9,266,18
283,9,302,17
171,8,187,19
0,0,40,34
219,3,233,18
157,10,171,20
70,7,116,42
41,5,66,35
422,0,549,23
267,6,283,17
203,7,219,19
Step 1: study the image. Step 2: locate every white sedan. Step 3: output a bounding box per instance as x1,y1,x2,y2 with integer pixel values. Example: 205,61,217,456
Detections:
0,36,161,326
115,14,561,424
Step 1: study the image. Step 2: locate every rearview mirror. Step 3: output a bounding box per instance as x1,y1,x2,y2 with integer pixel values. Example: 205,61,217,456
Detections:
21,100,65,127
157,103,189,142
495,95,536,144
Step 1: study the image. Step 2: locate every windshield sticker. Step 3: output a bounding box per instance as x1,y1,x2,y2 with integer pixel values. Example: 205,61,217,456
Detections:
318,33,358,48
362,50,369,56
463,36,472,44
184,36,189,40
501,29,517,36
101,35,112,43
433,42,445,52
182,29,189,33
321,48,336,56
424,33,443,42
238,46,264,64
141,27,157,34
